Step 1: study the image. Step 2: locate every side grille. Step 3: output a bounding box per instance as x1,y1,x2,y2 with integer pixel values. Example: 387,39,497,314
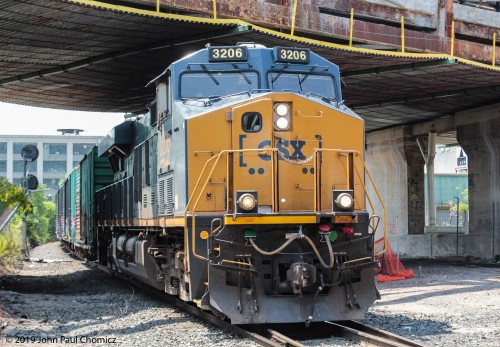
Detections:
158,173,174,215
158,179,165,215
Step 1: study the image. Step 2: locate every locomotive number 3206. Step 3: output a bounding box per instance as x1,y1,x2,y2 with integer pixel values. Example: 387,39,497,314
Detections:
209,47,248,61
276,48,310,63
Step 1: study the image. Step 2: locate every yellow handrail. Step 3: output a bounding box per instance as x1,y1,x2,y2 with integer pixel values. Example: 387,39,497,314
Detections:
349,8,354,47
185,147,387,264
185,148,277,261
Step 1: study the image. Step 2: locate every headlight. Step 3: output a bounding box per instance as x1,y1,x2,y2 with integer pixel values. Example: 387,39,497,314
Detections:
275,103,289,116
275,116,289,130
335,193,354,210
274,103,291,131
238,193,257,211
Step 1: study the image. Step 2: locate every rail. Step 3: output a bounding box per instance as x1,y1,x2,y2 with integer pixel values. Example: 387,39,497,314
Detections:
184,147,387,261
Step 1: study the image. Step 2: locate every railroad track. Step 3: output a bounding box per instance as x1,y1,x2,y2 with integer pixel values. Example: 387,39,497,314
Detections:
245,321,430,347
87,260,428,347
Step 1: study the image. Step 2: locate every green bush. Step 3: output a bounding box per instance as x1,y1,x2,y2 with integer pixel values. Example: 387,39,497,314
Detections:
0,225,22,266
25,190,57,247
495,254,500,262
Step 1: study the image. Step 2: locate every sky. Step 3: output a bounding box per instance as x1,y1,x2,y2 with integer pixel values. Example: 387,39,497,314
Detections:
0,102,125,136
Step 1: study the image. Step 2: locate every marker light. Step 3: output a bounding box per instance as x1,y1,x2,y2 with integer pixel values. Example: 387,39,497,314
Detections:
335,193,354,210
238,193,257,211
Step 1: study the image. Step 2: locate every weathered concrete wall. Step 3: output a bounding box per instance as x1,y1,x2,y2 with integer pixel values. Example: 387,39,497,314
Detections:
366,128,408,245
454,3,500,29
457,116,500,259
366,124,489,258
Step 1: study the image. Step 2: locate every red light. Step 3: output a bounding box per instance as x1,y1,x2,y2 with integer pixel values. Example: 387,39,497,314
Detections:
341,226,354,236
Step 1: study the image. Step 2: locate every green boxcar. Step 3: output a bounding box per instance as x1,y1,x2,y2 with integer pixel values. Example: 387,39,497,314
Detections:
55,147,113,258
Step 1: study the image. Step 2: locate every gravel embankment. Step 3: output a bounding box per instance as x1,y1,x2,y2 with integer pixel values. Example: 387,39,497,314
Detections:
0,243,257,347
1,243,499,347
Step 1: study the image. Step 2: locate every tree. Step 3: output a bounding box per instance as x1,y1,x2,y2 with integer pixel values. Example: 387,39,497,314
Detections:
0,176,32,215
449,187,468,226
25,188,57,247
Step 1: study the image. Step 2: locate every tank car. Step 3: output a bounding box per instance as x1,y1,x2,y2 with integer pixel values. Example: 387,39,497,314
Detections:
57,44,386,325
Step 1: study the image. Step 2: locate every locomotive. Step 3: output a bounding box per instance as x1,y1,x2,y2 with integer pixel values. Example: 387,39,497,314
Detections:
56,44,386,325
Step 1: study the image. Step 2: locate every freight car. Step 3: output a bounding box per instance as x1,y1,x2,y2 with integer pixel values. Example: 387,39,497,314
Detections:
56,44,386,325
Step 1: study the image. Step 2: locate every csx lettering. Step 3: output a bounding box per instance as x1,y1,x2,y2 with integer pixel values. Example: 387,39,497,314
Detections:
239,135,310,166
289,141,306,160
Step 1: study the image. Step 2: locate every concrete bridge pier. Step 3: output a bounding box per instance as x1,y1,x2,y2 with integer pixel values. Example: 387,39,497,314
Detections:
365,127,428,257
366,111,500,259
457,115,500,259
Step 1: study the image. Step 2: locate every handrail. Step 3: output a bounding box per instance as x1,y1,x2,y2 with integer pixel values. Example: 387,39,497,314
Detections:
318,149,387,256
185,148,277,261
185,147,387,262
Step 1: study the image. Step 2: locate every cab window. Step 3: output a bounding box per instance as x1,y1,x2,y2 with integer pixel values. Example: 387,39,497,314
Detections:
241,112,262,132
268,72,337,100
180,71,259,98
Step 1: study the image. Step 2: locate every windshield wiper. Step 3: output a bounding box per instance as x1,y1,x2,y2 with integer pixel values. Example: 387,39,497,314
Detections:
200,64,219,86
298,65,318,87
231,63,251,85
271,63,290,85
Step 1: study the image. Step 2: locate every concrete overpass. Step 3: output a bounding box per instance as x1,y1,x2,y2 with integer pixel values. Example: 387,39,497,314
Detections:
0,0,499,258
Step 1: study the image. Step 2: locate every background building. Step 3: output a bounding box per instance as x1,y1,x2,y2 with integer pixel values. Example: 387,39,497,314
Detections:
425,145,469,229
0,134,102,194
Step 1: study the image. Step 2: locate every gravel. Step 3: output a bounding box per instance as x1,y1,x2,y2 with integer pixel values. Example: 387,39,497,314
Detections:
0,243,258,347
1,243,499,347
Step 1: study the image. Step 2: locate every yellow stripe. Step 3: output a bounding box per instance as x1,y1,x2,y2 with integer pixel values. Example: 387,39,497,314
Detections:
224,215,316,225
67,0,500,72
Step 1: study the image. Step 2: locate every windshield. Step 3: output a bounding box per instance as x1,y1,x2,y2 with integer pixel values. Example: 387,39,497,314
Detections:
268,73,337,100
180,71,259,98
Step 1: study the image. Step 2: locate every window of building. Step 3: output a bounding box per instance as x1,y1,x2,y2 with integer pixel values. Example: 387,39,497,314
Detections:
46,143,67,155
0,160,6,174
13,142,37,157
73,143,93,155
0,142,6,154
13,160,37,173
12,178,23,186
44,161,66,173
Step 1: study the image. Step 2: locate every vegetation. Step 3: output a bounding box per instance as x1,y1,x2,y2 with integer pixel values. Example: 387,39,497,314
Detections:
25,190,57,247
449,187,469,215
0,176,32,215
0,221,22,265
447,187,469,227
1,177,56,265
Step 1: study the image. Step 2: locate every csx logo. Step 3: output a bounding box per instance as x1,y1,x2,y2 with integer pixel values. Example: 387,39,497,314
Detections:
238,134,318,167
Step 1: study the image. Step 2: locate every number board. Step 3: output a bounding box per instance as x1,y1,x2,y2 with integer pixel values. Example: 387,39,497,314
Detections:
275,47,310,64
208,46,248,61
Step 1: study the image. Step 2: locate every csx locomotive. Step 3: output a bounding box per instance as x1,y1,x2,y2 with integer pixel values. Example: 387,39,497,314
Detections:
56,44,386,325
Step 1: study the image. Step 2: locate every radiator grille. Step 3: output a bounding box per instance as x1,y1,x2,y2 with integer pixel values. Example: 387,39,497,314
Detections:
158,174,174,215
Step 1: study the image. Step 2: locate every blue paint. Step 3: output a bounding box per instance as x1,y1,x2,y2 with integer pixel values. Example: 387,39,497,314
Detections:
239,134,247,167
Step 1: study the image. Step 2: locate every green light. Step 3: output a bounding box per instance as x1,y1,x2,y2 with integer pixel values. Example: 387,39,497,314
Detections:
329,230,338,242
244,229,256,238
